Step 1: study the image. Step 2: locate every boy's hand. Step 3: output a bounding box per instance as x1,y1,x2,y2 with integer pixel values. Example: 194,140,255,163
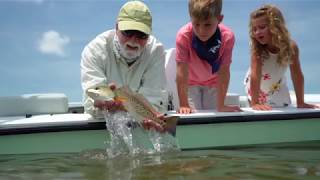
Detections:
297,103,320,109
217,105,242,112
178,106,194,114
251,104,272,111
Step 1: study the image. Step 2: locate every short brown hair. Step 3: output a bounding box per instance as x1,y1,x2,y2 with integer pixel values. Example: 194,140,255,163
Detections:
189,0,222,20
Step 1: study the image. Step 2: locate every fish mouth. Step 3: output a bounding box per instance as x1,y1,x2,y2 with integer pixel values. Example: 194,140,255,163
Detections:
86,90,98,98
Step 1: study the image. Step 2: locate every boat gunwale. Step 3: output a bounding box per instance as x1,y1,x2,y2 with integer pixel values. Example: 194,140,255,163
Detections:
178,111,320,125
1,110,320,136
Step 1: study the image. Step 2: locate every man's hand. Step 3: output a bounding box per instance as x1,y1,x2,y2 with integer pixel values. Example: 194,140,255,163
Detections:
142,114,165,133
94,100,125,112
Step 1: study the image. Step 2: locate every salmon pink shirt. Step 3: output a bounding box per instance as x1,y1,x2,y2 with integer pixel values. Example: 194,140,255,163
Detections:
176,22,235,87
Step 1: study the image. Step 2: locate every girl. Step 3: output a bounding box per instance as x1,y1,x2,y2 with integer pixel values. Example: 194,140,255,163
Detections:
245,4,319,110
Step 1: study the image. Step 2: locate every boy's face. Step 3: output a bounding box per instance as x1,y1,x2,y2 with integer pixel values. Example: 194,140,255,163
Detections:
191,15,223,42
251,16,272,45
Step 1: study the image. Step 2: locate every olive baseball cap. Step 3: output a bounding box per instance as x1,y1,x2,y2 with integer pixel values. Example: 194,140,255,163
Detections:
117,1,152,35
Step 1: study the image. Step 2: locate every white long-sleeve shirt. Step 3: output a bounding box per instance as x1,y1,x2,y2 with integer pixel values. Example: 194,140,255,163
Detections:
81,30,168,118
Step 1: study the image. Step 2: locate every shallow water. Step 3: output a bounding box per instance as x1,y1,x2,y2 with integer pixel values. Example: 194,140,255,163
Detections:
1,142,320,180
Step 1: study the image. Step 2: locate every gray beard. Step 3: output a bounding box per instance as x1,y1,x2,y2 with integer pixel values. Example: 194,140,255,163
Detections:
113,34,140,64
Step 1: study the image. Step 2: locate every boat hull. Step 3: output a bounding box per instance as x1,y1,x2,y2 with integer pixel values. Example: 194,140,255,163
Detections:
1,108,320,155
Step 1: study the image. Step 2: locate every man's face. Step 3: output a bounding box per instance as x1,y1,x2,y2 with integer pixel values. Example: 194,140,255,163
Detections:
116,27,149,60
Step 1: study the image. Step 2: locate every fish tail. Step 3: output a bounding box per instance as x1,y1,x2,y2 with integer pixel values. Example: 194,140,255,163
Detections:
164,116,179,129
163,116,178,136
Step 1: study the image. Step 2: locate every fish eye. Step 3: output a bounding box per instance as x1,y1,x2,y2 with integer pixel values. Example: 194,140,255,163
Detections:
95,87,99,90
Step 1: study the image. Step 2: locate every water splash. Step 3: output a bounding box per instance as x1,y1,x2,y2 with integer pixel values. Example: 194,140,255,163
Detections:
103,111,180,158
148,130,180,153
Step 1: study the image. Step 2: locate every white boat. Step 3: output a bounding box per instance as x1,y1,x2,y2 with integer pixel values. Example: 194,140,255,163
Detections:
1,48,319,155
1,91,320,155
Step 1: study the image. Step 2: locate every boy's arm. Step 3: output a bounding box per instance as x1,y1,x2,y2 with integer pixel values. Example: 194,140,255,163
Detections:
216,64,241,112
216,30,241,112
217,64,230,110
176,62,193,114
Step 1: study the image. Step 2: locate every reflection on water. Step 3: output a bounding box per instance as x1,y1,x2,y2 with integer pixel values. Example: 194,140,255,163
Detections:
1,142,320,179
103,111,179,158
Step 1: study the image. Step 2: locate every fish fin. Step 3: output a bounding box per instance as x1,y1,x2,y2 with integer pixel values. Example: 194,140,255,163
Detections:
134,93,158,114
120,85,133,93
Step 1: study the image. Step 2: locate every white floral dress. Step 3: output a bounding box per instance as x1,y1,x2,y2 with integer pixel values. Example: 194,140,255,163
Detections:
244,53,291,107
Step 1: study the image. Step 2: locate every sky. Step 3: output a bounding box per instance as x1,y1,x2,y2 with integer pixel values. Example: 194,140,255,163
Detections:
0,0,319,103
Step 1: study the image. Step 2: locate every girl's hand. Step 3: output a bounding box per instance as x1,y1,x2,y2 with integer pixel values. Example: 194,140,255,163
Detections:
297,103,320,109
178,106,194,114
217,105,242,112
251,104,272,111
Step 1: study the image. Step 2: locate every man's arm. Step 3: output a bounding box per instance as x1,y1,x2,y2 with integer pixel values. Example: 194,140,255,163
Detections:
137,42,168,112
80,40,109,116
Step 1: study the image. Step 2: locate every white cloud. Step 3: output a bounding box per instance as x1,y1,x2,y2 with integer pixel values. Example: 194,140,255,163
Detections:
38,30,70,57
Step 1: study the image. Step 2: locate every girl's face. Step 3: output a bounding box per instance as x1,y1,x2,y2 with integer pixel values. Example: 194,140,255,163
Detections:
251,16,272,45
191,15,223,42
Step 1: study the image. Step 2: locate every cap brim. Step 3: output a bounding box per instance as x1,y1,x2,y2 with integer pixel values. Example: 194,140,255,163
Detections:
118,21,151,35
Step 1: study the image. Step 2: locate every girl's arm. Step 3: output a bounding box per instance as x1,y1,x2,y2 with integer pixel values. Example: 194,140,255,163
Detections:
250,53,272,110
290,42,304,106
176,62,193,114
250,53,262,106
290,41,319,108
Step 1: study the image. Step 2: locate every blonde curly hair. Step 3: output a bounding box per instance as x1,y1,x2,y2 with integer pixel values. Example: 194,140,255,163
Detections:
249,4,294,66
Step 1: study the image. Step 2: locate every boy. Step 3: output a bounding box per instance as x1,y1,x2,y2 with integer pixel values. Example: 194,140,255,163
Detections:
175,0,241,113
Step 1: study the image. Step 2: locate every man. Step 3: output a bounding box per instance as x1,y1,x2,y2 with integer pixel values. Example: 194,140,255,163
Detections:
81,1,167,131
